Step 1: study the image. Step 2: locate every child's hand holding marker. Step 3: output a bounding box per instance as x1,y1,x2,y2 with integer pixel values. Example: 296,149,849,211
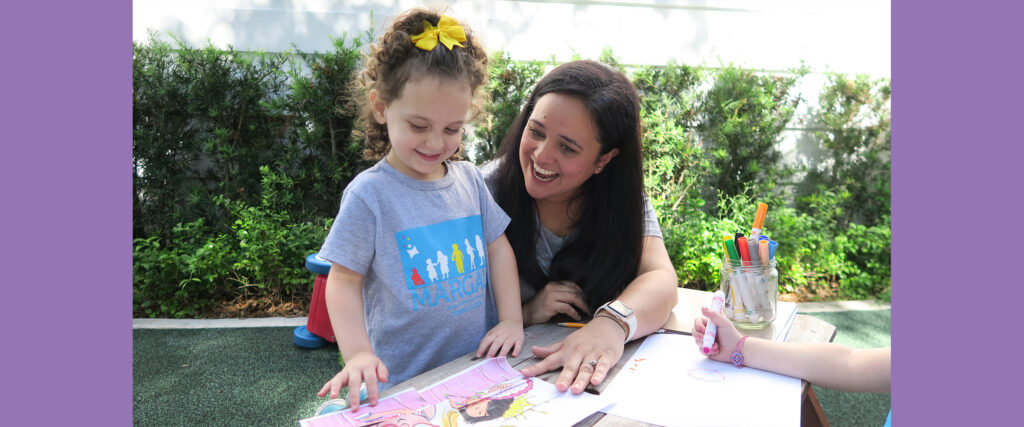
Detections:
701,291,726,354
694,299,892,396
692,303,744,363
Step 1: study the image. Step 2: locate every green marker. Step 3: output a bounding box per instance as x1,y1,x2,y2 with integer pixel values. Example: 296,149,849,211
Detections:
723,235,747,321
724,236,741,265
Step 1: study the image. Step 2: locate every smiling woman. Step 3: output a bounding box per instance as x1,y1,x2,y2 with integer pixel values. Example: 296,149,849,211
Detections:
482,60,679,394
518,92,618,214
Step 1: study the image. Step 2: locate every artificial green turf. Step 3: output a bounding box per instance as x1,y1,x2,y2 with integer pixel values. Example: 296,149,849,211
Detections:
132,327,344,426
805,309,892,426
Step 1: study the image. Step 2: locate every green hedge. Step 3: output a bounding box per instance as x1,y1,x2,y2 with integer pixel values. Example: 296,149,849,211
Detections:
132,33,368,317
133,33,890,318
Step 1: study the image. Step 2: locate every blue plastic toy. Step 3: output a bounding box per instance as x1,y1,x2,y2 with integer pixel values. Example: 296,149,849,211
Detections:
314,384,369,416
293,325,327,349
294,253,335,348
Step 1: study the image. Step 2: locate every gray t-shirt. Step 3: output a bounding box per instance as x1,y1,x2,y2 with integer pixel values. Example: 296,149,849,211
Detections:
479,160,663,302
319,159,510,389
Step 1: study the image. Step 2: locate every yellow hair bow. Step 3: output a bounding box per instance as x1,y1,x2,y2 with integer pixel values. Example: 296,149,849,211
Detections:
410,15,466,51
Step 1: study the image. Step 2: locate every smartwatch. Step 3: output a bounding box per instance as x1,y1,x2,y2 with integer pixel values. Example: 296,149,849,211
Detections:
597,300,638,342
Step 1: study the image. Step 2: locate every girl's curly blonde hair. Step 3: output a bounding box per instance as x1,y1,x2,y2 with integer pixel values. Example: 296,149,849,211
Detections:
356,8,489,161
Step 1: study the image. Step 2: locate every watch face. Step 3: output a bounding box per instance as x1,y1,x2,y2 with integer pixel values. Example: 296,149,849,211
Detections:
608,300,635,317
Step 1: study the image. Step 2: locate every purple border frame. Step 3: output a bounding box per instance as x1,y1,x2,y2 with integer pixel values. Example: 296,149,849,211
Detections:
5,1,130,423
894,0,1023,424
6,0,1023,423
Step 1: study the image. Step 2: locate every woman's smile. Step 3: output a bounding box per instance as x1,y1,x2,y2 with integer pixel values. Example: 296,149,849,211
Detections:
531,161,558,182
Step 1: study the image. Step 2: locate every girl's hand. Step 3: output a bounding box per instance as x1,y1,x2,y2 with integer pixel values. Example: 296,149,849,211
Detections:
476,319,524,358
692,306,743,363
522,281,590,326
317,351,389,411
518,315,625,394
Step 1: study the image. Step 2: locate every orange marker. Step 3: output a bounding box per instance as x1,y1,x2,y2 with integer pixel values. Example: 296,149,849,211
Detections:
750,203,769,238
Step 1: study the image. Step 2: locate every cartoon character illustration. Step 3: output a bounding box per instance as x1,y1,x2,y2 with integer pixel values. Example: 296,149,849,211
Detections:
464,238,476,270
425,259,439,283
411,268,426,287
451,244,465,274
474,235,485,266
436,250,450,279
457,397,514,423
445,378,534,424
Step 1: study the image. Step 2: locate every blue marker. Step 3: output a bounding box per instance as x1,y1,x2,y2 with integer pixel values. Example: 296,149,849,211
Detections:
768,240,779,260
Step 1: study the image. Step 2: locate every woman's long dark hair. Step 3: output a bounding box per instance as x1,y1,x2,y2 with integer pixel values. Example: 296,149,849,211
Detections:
493,60,645,313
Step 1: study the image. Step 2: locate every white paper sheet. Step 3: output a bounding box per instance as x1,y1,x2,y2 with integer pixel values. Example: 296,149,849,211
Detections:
603,334,802,427
773,301,798,342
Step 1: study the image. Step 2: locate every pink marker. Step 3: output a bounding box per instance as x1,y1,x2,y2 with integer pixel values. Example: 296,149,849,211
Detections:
702,290,726,354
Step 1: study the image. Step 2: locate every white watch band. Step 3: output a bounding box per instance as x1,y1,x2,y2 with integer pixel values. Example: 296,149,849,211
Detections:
623,311,638,342
598,301,638,342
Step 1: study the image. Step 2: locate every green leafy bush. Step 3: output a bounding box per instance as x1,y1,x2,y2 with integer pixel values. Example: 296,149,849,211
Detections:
133,218,233,318
133,32,368,239
799,73,891,228
471,50,544,163
219,166,333,300
633,62,717,285
765,203,890,300
133,33,294,238
133,33,369,316
698,64,807,207
133,167,331,318
283,35,371,217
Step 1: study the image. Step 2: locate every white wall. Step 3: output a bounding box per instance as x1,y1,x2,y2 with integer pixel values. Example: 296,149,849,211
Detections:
133,0,891,169
133,0,889,76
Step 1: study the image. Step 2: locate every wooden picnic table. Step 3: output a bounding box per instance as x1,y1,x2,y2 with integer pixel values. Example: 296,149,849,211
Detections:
379,287,837,427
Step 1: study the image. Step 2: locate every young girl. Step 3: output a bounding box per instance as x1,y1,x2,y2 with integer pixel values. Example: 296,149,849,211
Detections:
316,9,523,411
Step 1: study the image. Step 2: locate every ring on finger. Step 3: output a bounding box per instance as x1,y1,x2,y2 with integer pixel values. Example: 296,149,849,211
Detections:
585,359,598,367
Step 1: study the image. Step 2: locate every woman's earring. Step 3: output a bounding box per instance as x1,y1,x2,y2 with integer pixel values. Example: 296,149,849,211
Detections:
595,167,603,173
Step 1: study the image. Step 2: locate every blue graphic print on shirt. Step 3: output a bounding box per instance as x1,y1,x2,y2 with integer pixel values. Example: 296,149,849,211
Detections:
396,215,489,314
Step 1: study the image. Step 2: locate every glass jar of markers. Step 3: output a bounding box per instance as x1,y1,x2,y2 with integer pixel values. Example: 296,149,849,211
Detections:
720,257,778,329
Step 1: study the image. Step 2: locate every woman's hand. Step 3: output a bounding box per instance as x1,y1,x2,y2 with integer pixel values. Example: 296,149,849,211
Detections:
518,315,625,394
692,306,743,363
476,319,524,358
317,351,389,411
521,281,590,326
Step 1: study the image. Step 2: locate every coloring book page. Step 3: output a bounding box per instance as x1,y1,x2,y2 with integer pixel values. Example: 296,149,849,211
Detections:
299,388,434,427
300,357,611,427
418,357,612,426
602,333,801,427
